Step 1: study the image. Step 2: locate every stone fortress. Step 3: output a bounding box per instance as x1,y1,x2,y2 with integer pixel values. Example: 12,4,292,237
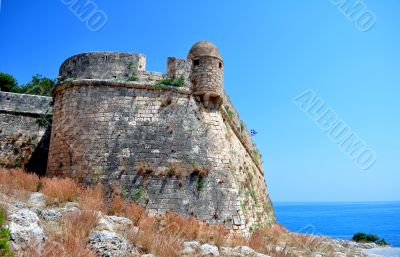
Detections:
0,41,275,232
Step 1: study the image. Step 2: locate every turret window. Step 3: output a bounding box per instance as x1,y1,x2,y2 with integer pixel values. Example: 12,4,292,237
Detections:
193,59,200,66
219,62,222,68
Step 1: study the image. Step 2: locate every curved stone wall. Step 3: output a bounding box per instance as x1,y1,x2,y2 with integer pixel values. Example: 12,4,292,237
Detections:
59,52,146,80
190,57,224,98
47,81,275,231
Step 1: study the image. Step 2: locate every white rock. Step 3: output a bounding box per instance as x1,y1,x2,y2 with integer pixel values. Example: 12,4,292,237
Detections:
231,246,271,257
40,208,63,221
234,246,256,255
200,243,219,256
141,255,156,257
107,215,133,226
183,241,201,255
97,216,115,231
28,192,46,207
8,209,45,250
254,252,271,257
89,230,137,257
219,247,244,257
96,215,134,232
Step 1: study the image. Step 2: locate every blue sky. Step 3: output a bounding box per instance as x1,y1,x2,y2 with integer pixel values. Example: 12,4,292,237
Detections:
0,1,399,202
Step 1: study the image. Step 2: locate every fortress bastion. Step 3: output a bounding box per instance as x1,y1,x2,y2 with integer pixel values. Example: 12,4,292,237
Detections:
46,41,276,232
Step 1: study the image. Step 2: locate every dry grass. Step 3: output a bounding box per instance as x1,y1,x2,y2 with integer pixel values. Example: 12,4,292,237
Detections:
62,210,100,238
0,168,40,195
107,193,126,216
79,184,105,212
137,161,154,176
22,211,99,257
0,168,344,257
42,177,79,204
125,202,145,226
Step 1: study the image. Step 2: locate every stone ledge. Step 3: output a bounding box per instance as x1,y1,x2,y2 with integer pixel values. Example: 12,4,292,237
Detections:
0,92,52,115
53,79,191,96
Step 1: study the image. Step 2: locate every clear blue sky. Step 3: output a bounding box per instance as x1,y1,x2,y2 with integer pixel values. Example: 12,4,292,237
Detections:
1,1,399,202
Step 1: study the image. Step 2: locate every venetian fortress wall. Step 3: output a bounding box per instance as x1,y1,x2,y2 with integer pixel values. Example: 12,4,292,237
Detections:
0,92,52,174
1,41,275,232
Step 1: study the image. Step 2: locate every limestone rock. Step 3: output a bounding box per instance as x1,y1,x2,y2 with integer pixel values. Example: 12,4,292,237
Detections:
28,192,46,207
200,243,219,256
219,246,271,257
219,247,244,257
183,241,201,255
88,230,137,257
40,208,63,221
96,215,134,232
8,209,45,250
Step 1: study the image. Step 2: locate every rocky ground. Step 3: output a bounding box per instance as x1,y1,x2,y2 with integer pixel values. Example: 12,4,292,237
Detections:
0,191,387,257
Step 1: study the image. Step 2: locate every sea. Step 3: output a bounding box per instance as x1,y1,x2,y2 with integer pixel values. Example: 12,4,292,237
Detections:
274,202,400,247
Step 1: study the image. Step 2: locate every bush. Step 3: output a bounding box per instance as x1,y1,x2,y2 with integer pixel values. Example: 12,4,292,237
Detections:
376,239,388,246
0,72,18,92
353,232,389,245
366,234,380,243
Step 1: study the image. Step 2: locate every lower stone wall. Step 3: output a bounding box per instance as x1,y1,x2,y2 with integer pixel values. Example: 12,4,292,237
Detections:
0,92,52,174
48,82,275,232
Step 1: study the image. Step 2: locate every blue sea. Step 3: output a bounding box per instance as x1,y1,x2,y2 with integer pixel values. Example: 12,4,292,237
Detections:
274,202,400,247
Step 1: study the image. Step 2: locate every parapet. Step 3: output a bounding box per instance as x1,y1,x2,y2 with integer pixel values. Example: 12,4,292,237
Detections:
58,52,146,81
0,91,52,115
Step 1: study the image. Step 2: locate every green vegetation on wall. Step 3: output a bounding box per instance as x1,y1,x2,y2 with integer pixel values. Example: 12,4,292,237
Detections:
155,75,185,88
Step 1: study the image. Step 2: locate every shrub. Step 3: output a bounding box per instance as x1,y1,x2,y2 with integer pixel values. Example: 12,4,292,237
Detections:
0,207,12,257
352,232,388,245
366,234,380,243
42,177,79,204
376,238,388,246
352,232,367,242
131,187,145,202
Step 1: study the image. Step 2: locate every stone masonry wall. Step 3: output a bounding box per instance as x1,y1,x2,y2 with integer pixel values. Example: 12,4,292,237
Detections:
0,92,52,174
190,57,224,97
47,81,275,232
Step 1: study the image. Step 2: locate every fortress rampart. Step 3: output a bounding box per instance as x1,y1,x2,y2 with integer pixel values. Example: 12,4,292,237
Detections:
0,92,52,174
1,41,275,232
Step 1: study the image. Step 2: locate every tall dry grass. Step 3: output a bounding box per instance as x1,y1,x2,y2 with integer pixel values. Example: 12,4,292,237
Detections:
22,210,99,257
0,168,40,195
79,184,104,212
41,177,80,204
1,168,337,257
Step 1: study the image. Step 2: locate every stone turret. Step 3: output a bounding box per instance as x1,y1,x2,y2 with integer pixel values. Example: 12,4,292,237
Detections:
188,41,224,108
